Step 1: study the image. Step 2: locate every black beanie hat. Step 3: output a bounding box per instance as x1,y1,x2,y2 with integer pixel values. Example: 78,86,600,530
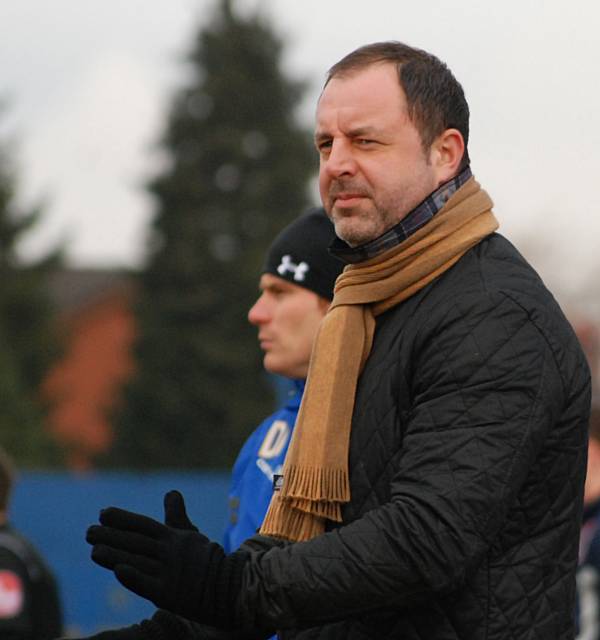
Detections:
263,208,344,301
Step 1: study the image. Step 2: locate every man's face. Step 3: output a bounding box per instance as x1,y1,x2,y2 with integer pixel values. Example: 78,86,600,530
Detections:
315,62,440,247
248,274,329,379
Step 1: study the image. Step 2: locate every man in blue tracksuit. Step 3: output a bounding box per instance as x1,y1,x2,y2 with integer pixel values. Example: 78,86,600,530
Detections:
223,209,344,554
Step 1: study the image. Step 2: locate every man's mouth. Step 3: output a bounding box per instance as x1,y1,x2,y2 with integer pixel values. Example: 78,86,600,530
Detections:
333,193,367,208
258,335,273,350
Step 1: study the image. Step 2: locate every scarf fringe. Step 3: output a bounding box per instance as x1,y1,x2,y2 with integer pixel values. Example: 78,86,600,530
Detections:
281,465,350,504
288,498,342,521
260,495,327,542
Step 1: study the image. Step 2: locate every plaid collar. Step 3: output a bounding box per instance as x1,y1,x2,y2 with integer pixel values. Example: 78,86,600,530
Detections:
329,166,472,264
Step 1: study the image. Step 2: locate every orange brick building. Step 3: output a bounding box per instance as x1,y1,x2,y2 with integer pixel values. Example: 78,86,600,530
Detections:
44,269,137,470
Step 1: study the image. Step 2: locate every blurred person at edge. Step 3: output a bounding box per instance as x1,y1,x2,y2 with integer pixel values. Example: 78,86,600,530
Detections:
62,210,343,640
84,41,591,640
577,398,600,639
0,448,62,639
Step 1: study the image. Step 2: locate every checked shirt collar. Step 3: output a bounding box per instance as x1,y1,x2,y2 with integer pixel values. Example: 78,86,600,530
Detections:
330,166,472,264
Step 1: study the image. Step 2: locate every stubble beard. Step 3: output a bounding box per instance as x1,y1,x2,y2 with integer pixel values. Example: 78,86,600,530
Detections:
327,195,400,248
325,178,385,247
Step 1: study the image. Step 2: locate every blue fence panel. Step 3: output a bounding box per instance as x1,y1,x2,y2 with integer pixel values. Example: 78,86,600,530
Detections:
10,471,230,636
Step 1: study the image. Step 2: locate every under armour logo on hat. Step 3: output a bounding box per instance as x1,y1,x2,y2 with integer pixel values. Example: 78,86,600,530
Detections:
277,255,310,282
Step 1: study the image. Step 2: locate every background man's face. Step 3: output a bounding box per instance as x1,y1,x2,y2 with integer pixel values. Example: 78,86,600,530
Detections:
248,274,328,379
315,62,439,247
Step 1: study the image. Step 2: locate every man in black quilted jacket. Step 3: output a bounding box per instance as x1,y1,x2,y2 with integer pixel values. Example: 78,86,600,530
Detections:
85,41,591,640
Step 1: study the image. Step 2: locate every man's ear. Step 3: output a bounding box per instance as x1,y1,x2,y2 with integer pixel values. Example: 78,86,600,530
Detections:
430,128,465,186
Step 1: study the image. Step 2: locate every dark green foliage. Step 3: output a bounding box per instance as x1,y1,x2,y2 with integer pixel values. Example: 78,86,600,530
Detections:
109,0,315,468
0,124,63,467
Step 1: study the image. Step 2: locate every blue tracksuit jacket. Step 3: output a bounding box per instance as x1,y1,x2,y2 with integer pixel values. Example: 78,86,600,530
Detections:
223,380,304,553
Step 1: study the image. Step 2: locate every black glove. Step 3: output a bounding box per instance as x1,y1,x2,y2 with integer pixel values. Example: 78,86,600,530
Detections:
86,492,248,628
60,625,147,640
163,490,198,531
61,609,197,640
58,632,140,640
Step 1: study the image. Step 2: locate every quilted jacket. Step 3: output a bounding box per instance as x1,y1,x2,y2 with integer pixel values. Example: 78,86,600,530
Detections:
233,232,591,639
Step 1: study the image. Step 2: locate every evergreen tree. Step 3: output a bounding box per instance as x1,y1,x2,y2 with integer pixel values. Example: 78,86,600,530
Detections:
110,0,315,468
0,120,63,467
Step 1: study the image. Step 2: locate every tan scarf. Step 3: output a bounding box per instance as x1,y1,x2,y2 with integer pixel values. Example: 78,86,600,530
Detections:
260,177,498,541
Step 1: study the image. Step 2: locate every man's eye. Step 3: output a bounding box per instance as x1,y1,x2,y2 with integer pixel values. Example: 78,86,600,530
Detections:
317,140,332,151
356,138,375,146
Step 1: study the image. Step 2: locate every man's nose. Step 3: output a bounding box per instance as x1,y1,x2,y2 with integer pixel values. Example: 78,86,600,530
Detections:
322,139,357,179
248,295,270,326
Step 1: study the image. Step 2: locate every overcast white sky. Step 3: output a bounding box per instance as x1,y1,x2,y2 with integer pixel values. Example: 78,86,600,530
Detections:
1,0,599,312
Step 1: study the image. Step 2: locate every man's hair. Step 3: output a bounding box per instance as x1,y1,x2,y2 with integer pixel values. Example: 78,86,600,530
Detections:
326,41,470,170
0,448,15,512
